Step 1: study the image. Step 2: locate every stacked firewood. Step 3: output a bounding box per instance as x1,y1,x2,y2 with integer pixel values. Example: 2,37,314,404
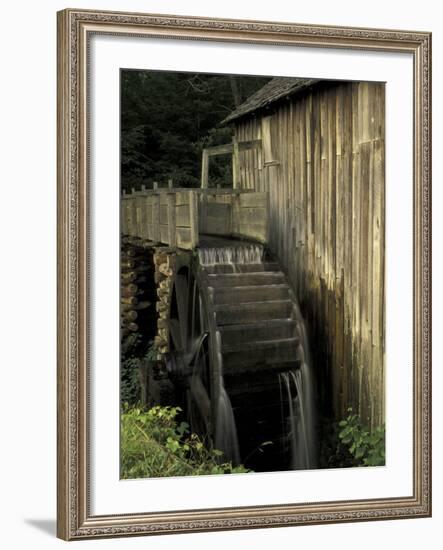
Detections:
153,249,175,354
120,238,155,338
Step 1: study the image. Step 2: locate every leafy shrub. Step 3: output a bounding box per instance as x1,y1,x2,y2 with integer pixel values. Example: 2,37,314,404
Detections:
338,409,385,467
120,333,143,404
318,417,356,469
121,405,250,478
145,343,159,362
121,357,140,404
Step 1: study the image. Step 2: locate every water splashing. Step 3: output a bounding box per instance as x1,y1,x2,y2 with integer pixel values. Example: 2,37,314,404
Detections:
198,244,264,271
196,242,316,470
214,384,241,464
213,331,240,464
279,305,316,470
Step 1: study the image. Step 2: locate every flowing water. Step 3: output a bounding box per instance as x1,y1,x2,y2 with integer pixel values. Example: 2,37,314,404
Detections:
214,331,240,464
214,383,241,464
279,304,316,470
198,242,316,470
198,243,264,271
279,366,316,469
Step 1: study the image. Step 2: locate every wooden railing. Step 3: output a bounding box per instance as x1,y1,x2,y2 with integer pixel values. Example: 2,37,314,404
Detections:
200,139,262,189
121,187,269,250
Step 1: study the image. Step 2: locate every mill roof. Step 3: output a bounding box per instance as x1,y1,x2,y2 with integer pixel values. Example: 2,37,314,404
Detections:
222,77,321,124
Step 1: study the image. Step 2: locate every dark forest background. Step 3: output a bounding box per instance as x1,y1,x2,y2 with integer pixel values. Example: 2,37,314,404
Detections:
121,70,270,192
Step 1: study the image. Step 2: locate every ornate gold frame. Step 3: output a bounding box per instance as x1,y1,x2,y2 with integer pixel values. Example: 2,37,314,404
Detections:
57,8,432,540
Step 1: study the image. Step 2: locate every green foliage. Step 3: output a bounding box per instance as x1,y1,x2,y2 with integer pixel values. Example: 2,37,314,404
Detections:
338,409,385,467
121,405,250,479
145,343,159,362
317,417,356,469
121,71,270,192
121,332,142,357
120,333,143,404
121,357,140,404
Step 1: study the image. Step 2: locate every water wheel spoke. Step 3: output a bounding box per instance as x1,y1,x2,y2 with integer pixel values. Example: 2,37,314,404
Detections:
187,332,208,365
189,281,199,340
169,318,183,351
174,273,189,350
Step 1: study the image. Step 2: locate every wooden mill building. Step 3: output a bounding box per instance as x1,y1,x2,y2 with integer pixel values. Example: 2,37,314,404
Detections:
220,77,385,429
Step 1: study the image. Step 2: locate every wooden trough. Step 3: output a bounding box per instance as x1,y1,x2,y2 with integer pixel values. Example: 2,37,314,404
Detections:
121,187,269,248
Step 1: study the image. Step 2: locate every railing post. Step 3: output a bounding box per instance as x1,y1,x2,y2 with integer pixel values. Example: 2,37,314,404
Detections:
135,194,143,237
121,198,128,235
201,149,209,188
152,194,160,243
189,190,199,248
139,195,149,240
128,197,137,237
167,193,176,246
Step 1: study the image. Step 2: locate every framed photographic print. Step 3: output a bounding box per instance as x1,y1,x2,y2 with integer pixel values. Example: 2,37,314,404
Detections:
57,8,432,540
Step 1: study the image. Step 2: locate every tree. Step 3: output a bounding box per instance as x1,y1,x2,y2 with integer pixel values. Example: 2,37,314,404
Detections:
121,70,270,192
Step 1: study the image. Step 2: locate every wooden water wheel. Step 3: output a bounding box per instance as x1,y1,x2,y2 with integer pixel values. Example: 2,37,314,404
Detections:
166,259,213,438
165,244,307,470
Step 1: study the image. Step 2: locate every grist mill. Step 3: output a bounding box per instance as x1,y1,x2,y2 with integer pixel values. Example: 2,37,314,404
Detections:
121,77,385,472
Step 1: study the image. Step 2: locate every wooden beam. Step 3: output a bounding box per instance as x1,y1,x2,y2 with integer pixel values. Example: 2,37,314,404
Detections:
167,193,176,246
238,139,262,151
152,195,160,243
201,149,209,188
204,143,234,156
189,190,199,248
232,139,240,189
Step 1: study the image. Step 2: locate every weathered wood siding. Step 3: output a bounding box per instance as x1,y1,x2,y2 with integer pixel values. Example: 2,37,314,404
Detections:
121,190,199,249
199,192,268,243
234,82,385,428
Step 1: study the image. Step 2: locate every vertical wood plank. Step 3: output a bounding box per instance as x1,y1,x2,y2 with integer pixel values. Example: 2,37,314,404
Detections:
232,81,385,429
121,199,128,235
232,139,240,189
152,194,160,243
189,190,199,248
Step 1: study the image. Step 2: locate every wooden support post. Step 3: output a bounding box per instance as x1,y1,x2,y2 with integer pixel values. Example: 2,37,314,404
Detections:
128,198,137,237
198,193,207,234
139,196,149,239
153,181,158,190
121,199,128,235
135,196,142,236
152,195,160,243
189,190,199,248
232,139,240,189
168,178,173,189
201,149,209,188
167,193,176,246
231,193,239,235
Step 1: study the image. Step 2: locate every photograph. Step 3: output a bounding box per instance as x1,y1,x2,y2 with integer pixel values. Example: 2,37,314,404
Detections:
119,70,386,479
